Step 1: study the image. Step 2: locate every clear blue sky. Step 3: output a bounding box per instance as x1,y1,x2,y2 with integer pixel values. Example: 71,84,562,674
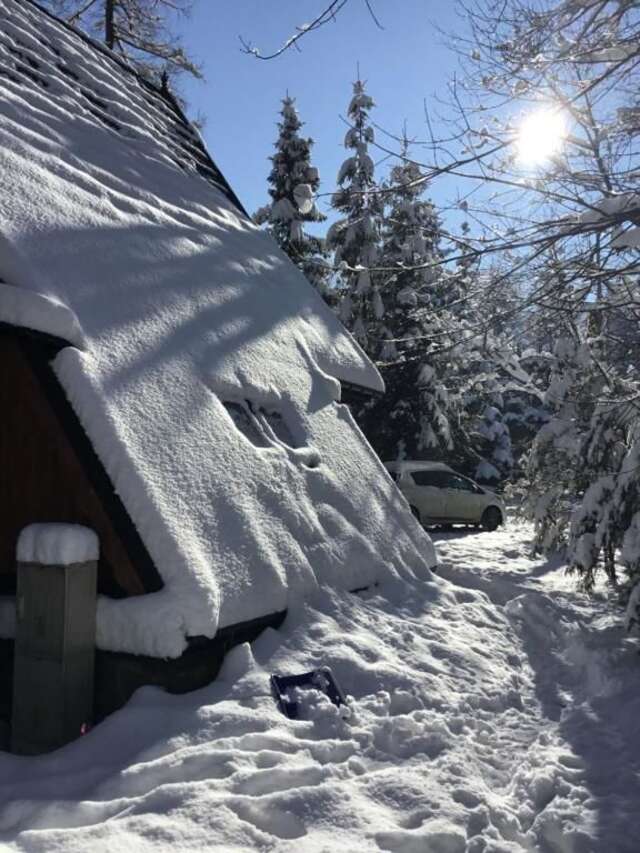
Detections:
177,2,465,223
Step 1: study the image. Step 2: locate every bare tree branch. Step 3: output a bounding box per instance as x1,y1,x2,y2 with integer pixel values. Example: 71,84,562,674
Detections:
239,0,382,60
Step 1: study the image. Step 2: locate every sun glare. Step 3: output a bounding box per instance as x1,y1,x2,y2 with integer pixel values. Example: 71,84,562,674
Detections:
517,108,566,166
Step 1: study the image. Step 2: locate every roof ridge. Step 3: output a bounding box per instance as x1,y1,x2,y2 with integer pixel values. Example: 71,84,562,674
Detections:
14,0,248,216
19,0,161,95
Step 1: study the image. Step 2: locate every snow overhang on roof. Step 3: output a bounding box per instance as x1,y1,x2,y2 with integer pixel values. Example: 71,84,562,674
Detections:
0,0,428,659
0,280,86,348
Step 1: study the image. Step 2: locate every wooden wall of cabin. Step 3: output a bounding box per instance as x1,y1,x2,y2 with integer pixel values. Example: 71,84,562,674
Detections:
0,333,147,597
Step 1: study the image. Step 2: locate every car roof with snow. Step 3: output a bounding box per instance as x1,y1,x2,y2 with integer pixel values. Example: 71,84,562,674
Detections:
0,0,436,658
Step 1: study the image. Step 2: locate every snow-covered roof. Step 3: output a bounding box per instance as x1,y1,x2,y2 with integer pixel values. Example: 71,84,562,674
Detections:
0,0,435,657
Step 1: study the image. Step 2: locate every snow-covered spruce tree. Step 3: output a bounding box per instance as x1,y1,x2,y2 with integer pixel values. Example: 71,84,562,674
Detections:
326,87,518,476
42,1,200,82
254,96,328,291
356,145,458,460
362,186,518,477
327,79,384,351
431,255,518,484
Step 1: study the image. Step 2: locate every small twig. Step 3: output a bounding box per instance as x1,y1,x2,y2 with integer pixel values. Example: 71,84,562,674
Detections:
239,0,384,60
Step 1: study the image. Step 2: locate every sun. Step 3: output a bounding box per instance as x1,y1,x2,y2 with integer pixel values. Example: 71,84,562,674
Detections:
517,108,567,166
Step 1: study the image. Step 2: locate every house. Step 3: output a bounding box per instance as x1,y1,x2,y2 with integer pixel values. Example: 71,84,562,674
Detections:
0,0,436,726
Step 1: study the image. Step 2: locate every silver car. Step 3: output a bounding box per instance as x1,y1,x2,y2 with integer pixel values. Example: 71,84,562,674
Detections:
384,461,506,531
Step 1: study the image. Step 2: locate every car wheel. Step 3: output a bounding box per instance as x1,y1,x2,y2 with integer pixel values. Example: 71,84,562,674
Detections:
481,506,502,531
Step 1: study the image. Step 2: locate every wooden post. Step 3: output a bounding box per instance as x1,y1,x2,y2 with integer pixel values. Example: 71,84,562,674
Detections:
11,524,98,755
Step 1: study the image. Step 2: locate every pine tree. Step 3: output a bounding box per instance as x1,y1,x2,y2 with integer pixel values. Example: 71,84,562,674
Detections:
433,259,517,483
350,137,461,461
346,138,518,475
383,152,455,459
254,96,328,290
378,149,446,359
325,87,519,478
327,79,384,350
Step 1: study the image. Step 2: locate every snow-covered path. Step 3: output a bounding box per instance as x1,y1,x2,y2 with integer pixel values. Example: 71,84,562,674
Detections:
437,526,640,852
0,524,638,852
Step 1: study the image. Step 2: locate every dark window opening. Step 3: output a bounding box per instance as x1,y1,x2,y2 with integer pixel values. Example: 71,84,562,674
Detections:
223,401,301,450
223,401,270,448
261,409,298,447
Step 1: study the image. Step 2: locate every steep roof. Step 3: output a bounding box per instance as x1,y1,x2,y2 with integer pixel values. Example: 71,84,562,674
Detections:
0,0,435,657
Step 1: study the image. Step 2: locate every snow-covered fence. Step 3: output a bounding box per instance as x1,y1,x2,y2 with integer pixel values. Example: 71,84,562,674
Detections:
11,524,98,755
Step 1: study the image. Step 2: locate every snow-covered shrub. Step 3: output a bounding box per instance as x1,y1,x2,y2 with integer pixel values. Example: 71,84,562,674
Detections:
474,405,513,484
525,332,603,555
622,510,640,632
524,322,640,605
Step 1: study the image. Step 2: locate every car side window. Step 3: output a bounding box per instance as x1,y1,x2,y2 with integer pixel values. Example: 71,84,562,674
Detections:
409,470,450,487
446,474,475,491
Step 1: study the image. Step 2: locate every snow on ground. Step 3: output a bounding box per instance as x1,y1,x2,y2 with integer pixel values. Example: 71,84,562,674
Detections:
0,523,638,852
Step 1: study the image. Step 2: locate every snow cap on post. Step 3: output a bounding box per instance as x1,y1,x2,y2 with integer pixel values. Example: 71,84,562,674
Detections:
17,524,100,566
